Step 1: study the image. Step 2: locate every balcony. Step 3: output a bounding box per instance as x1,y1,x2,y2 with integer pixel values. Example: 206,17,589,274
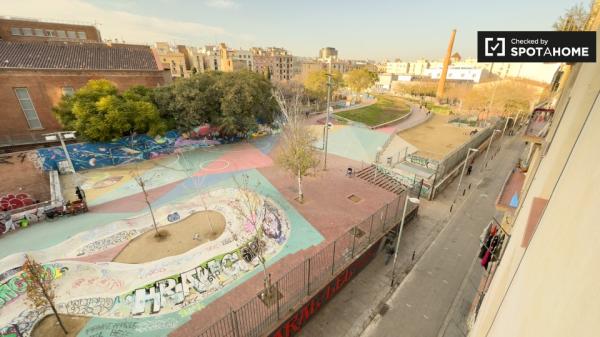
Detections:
523,108,554,143
496,168,526,213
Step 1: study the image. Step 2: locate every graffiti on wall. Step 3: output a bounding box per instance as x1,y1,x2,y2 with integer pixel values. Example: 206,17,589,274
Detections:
406,154,439,171
268,238,382,337
76,230,139,256
1,193,34,211
131,247,255,315
0,264,67,308
36,131,222,172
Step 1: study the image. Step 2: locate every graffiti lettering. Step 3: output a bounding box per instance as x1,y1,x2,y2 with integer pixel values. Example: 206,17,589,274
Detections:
131,251,249,315
0,264,66,308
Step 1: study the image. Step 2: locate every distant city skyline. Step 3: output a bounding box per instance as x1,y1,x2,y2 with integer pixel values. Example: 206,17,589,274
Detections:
3,0,583,61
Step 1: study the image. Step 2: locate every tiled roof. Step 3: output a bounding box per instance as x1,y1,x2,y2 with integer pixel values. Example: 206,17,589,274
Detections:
0,41,160,71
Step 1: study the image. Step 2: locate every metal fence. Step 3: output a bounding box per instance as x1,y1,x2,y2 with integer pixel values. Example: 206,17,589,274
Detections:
193,192,414,337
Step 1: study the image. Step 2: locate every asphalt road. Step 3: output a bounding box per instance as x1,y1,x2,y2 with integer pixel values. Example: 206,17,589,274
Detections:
361,135,525,337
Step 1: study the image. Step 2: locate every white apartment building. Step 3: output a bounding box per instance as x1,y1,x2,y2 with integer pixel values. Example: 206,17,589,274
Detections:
385,58,559,83
425,66,487,83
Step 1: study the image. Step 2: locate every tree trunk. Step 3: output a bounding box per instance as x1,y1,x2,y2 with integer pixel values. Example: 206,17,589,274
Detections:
297,171,303,202
147,200,160,237
36,275,68,335
49,300,68,335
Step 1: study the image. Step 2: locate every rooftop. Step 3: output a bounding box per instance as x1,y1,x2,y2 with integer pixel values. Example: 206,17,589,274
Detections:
0,41,160,71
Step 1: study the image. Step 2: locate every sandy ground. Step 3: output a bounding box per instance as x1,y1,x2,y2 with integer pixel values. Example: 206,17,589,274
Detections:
31,314,90,337
0,151,50,202
397,114,472,160
113,210,226,264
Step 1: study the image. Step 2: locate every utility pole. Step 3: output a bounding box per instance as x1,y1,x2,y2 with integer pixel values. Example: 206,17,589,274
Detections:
454,148,478,202
323,59,333,170
481,130,501,172
43,131,77,173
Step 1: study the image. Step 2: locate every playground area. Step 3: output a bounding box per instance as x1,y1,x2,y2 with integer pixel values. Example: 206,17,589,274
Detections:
0,130,401,337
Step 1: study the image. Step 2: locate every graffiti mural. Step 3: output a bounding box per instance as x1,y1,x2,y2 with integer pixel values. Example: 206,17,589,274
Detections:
0,188,293,336
0,193,34,212
0,264,67,308
76,230,139,256
406,153,439,171
36,131,222,172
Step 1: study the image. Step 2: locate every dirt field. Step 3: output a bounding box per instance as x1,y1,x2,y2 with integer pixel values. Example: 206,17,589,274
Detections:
398,114,472,160
32,314,90,337
113,210,226,264
0,151,50,202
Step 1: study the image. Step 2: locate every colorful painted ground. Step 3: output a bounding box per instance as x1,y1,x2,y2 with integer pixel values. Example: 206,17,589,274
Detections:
0,136,324,337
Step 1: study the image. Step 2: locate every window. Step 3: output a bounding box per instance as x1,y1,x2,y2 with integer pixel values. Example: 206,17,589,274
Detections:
44,30,56,37
14,88,42,129
67,31,77,39
62,87,75,96
34,28,44,36
77,31,87,39
10,27,21,35
56,30,67,38
21,28,33,36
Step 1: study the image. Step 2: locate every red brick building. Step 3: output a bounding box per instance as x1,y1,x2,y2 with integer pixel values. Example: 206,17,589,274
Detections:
0,41,171,149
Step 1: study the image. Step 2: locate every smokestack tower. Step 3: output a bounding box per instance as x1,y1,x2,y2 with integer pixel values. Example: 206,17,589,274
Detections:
436,29,457,99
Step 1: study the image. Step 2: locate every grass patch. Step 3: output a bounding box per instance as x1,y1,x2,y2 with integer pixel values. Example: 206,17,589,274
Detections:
424,102,452,115
336,96,410,126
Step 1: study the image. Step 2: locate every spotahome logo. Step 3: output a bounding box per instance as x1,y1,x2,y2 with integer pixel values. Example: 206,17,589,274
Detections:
478,31,596,62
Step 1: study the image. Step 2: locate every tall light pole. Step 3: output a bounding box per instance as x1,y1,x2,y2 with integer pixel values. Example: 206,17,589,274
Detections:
323,59,333,170
481,129,501,172
454,148,479,201
498,116,515,152
391,195,420,287
43,131,77,173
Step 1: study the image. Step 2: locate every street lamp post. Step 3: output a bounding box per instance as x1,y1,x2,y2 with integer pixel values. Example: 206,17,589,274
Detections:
323,60,333,170
454,148,479,201
43,131,76,173
481,129,501,172
391,195,420,287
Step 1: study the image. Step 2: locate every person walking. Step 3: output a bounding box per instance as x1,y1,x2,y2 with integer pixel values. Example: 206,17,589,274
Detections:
467,164,473,176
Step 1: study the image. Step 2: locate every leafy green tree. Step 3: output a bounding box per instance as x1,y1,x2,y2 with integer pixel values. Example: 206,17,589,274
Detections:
155,71,279,137
303,69,343,107
344,68,377,100
53,80,166,141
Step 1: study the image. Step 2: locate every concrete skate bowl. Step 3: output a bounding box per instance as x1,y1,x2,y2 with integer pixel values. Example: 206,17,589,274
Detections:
113,210,226,264
0,188,291,337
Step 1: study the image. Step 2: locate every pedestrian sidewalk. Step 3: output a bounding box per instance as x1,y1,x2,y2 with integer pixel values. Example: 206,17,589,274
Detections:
298,134,523,337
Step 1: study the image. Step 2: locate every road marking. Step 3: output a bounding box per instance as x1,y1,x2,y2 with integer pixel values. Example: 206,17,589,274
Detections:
424,314,429,320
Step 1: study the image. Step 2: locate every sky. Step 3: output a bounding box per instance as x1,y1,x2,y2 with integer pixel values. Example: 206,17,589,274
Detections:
2,0,584,61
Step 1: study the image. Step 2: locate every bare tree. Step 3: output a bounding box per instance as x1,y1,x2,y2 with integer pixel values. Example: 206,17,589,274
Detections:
553,1,593,31
131,170,164,238
21,255,68,335
274,89,319,203
230,174,274,300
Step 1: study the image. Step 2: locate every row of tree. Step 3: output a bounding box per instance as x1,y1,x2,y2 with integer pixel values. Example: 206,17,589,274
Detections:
53,71,280,142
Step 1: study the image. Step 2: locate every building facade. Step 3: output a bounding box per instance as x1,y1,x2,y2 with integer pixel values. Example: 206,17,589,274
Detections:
251,47,294,81
425,66,488,83
319,47,338,61
0,41,170,148
0,16,101,43
153,42,190,78
467,33,600,336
